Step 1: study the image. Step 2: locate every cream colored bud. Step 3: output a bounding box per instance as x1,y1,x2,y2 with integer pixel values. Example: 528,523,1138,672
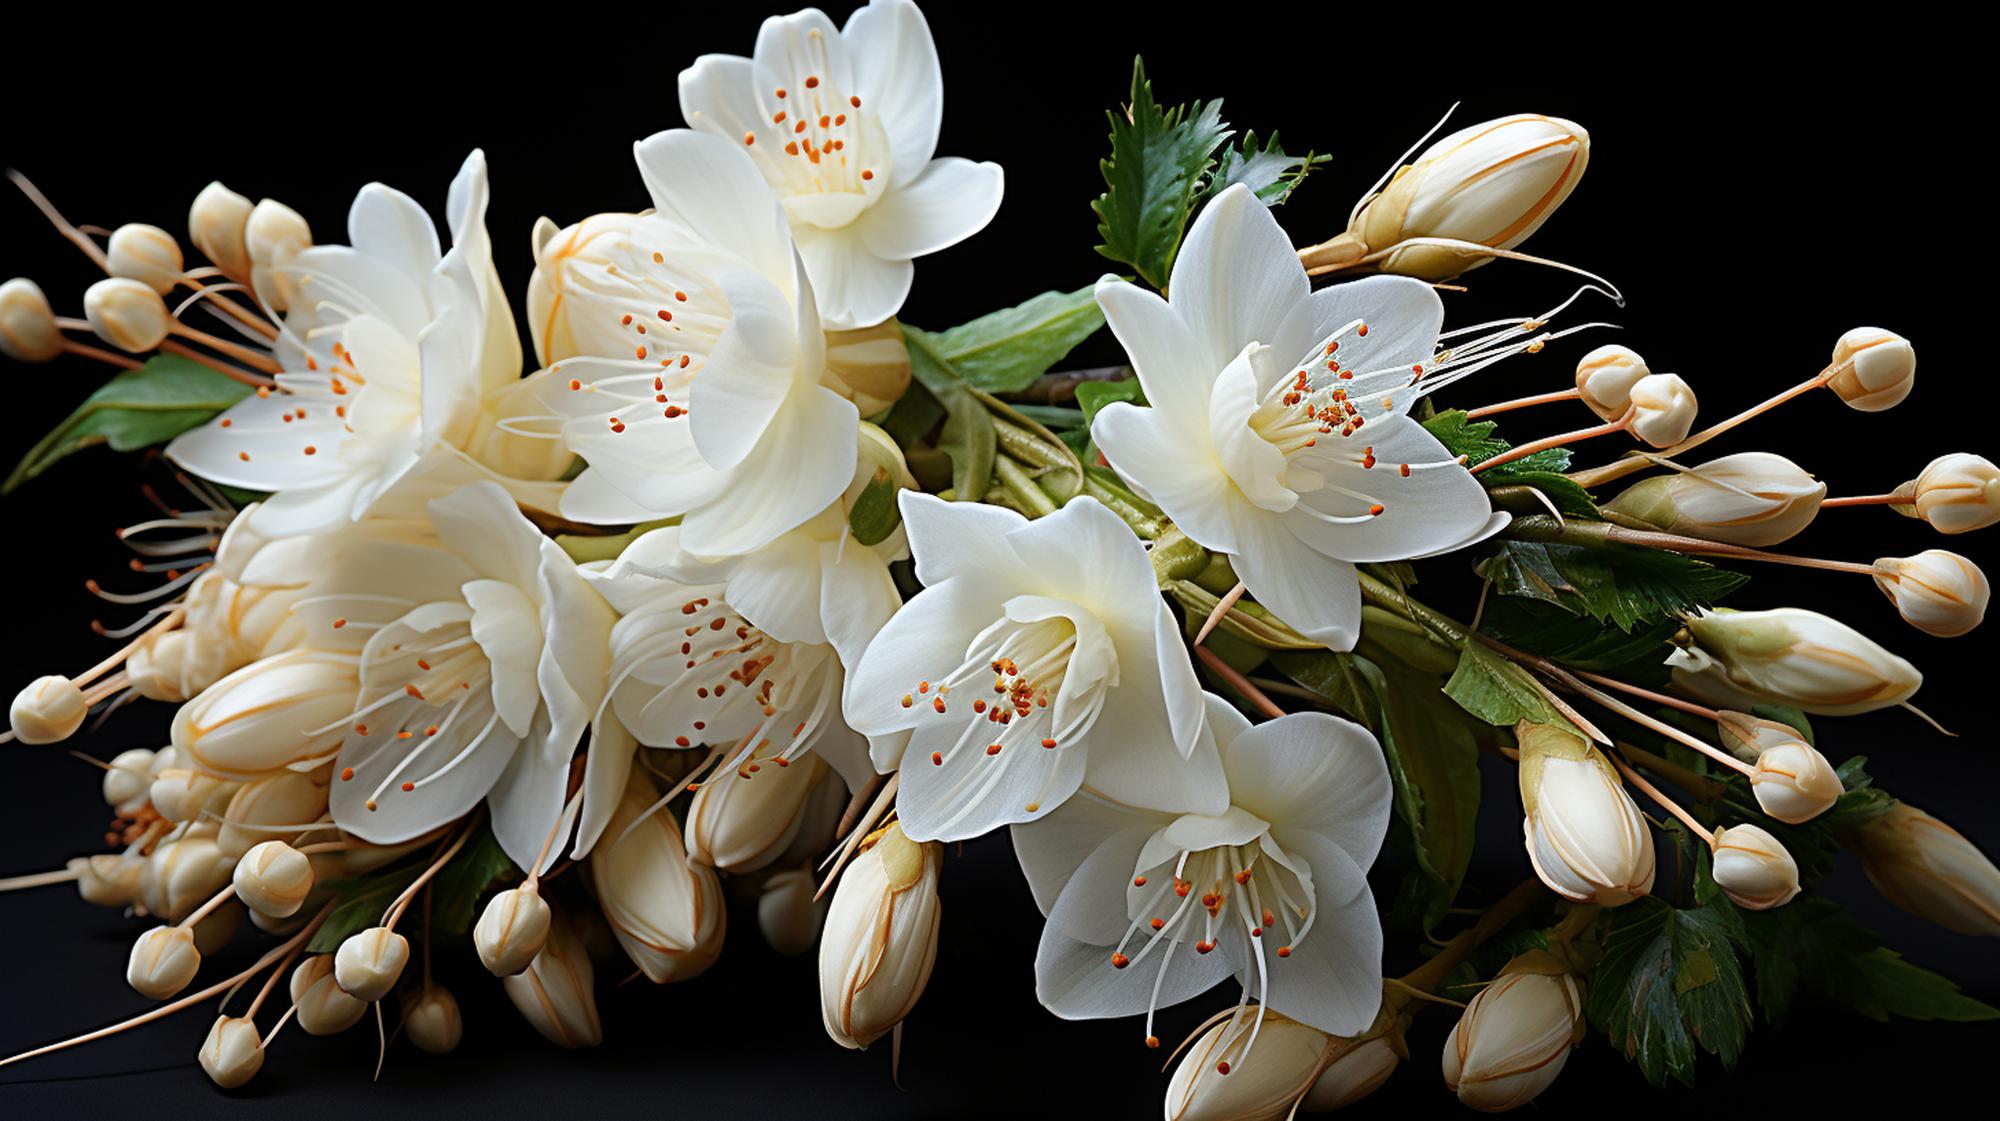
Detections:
290,954,367,1035
0,277,63,363
1164,1007,1334,1121
1671,607,1921,715
171,650,359,778
1846,801,2000,936
197,1015,264,1088
502,909,603,1048
83,277,171,353
139,835,232,921
1749,740,1844,825
403,985,463,1054
1573,344,1650,422
148,767,236,824
1896,453,2000,535
1606,452,1824,547
1442,951,1584,1113
9,674,87,744
233,840,313,917
1710,824,1799,910
823,319,913,416
102,747,156,812
757,868,826,956
70,854,143,907
1302,1036,1400,1113
1517,723,1655,907
1873,550,1989,637
591,770,725,983
820,822,942,1049
245,199,311,267
686,752,829,873
189,182,254,282
475,885,552,977
127,924,201,999
1625,373,1696,447
217,770,332,859
1827,327,1913,412
106,223,185,295
334,927,409,1002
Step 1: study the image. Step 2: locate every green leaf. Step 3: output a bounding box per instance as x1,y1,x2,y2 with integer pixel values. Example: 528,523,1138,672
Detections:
429,820,521,938
5,354,254,492
1075,377,1147,425
1442,639,1579,734
1092,57,1231,289
1588,896,1753,1086
308,862,425,953
847,471,902,546
1478,597,1677,679
1209,130,1324,205
901,326,998,501
918,287,1106,393
1479,539,1748,631
1421,409,1597,516
1738,895,1998,1025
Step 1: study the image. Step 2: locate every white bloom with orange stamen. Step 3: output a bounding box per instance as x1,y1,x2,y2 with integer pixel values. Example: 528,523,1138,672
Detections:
846,493,1211,841
1013,695,1390,1038
678,0,1003,329
1090,186,1505,648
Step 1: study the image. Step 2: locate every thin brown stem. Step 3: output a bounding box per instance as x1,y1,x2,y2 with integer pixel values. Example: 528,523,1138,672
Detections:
1611,752,1714,839
1821,494,1904,508
60,338,143,370
1465,387,1582,420
159,339,276,389
1473,416,1629,474
1569,369,1834,488
1195,646,1286,719
168,323,282,374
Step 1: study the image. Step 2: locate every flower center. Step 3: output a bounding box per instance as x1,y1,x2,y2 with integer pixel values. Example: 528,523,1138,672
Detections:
729,35,891,228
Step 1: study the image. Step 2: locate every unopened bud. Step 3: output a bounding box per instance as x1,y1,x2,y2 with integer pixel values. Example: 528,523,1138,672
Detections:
70,854,143,907
197,1015,264,1089
1164,1006,1335,1121
82,277,171,353
0,277,63,363
233,840,313,918
189,182,254,283
591,770,725,983
245,199,311,312
820,822,942,1049
403,985,463,1054
1894,453,2000,535
1573,344,1650,422
1873,550,1989,637
1846,801,2000,937
1748,740,1843,824
822,319,913,416
475,885,552,977
1606,452,1824,547
1517,723,1655,907
758,868,826,956
171,650,359,778
686,752,829,873
502,909,603,1048
1303,1036,1400,1113
149,767,236,824
1671,607,1921,716
1442,951,1584,1113
127,924,200,999
102,747,156,812
139,835,232,921
334,927,409,1002
1710,824,1799,910
1625,373,1696,447
106,223,185,295
290,954,367,1035
1827,327,1914,412
9,674,87,744
217,770,332,859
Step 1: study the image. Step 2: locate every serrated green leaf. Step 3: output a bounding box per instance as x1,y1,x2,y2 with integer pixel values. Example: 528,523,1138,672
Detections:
1479,538,1748,631
1442,639,1579,734
901,326,997,501
1737,895,1998,1025
308,862,425,953
848,471,902,546
1210,130,1324,205
429,820,520,938
1092,57,1231,289
5,354,254,492
919,287,1106,393
1478,597,1677,679
1421,409,1597,516
1588,896,1753,1087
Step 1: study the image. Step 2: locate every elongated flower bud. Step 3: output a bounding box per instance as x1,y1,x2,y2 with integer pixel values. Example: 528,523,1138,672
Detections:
1442,951,1584,1113
83,277,170,353
475,885,552,977
1827,327,1914,412
170,650,359,778
1671,608,1921,715
233,840,313,918
189,182,254,283
822,319,913,416
290,955,367,1035
148,767,236,824
1845,802,2000,936
686,752,829,873
197,1015,264,1089
9,674,87,744
71,854,143,907
757,868,826,956
127,924,200,999
1165,1007,1336,1121
820,822,942,1049
106,223,185,295
1626,373,1696,447
334,927,409,1002
1710,824,1799,910
139,835,232,921
1574,344,1649,422
1607,452,1824,547
1894,453,2000,535
502,909,603,1048
102,747,156,813
592,770,725,983
217,770,332,859
1303,1036,1400,1113
403,985,463,1054
1873,550,1989,637
1517,723,1655,906
0,277,63,363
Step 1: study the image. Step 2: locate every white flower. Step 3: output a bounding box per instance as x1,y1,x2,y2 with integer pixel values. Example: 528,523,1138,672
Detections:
167,152,568,537
1013,695,1391,1037
1090,185,1499,649
543,130,860,557
678,0,1003,329
845,493,1209,841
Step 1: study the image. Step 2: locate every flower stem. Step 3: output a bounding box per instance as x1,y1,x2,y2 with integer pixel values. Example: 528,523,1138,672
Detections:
1568,369,1833,488
1465,387,1582,420
1396,879,1547,997
1611,752,1715,839
1820,493,1905,508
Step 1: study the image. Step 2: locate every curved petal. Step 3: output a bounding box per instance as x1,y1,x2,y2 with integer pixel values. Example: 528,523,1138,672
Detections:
818,536,902,672
1252,832,1384,1036
843,574,999,735
1293,275,1442,375
793,224,913,330
1041,823,1158,944
1283,415,1494,563
1034,925,1233,1022
166,393,354,492
346,183,442,286
1219,711,1392,869
677,386,857,557
842,0,943,183
856,158,1003,261
1081,687,1228,818
1011,793,1164,919
330,692,520,846
1093,279,1212,439
723,529,826,645
1001,497,1157,635
571,714,638,857
633,129,795,285
688,265,804,472
893,713,1087,842
1229,508,1364,650
899,490,1026,588
1168,185,1308,372
1090,402,1238,552
487,712,573,874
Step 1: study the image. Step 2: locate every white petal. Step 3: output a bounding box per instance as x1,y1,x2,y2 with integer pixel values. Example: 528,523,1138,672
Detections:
1082,694,1228,817
793,224,913,330
1169,185,1309,373
1294,275,1442,374
677,386,857,556
345,183,442,287
1284,416,1494,563
1090,402,1238,552
898,490,1027,588
1413,511,1511,560
818,536,902,673
558,463,678,525
571,715,637,857
1253,832,1383,1036
843,575,999,735
842,0,943,182
893,715,1086,842
1041,822,1158,944
330,692,519,846
633,129,795,285
1034,925,1233,1022
486,713,572,874
1229,509,1364,650
426,482,541,590
857,158,1003,261
1011,793,1162,919
688,265,804,472
1093,279,1213,438
1000,497,1158,637
1220,711,1392,869
166,393,353,492
723,530,826,645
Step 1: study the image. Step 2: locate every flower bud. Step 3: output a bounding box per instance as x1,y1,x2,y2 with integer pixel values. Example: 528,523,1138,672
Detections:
1748,740,1843,825
686,752,829,873
0,277,63,363
1442,951,1584,1113
1710,824,1799,910
83,277,171,353
217,770,332,859
189,182,254,283
233,840,313,917
106,223,185,295
475,885,552,977
334,927,409,1002
1341,114,1589,281
70,854,143,907
1165,1006,1335,1121
820,821,942,1049
197,1015,264,1089
1625,373,1696,447
822,319,913,416
245,199,312,312
9,674,87,744
757,868,826,956
1671,607,1921,715
1873,550,1989,637
290,955,367,1035
127,924,200,999
1517,723,1655,907
403,985,463,1054
591,770,725,983
149,767,236,824
1573,344,1649,422
1303,1036,1400,1113
1606,452,1824,547
1845,801,2000,936
1894,453,2000,535
502,909,603,1048
139,835,232,921
1827,327,1913,412
102,747,156,813
170,650,359,778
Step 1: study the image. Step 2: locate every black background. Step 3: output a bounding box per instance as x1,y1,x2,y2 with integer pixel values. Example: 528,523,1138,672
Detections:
2,6,1996,1118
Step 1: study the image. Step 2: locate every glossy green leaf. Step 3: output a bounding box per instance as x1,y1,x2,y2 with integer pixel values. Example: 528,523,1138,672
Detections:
429,820,521,937
901,326,997,501
1092,57,1230,288
1210,130,1324,205
5,354,253,492
920,287,1106,393
1588,896,1753,1087
1479,538,1747,631
1442,639,1580,734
